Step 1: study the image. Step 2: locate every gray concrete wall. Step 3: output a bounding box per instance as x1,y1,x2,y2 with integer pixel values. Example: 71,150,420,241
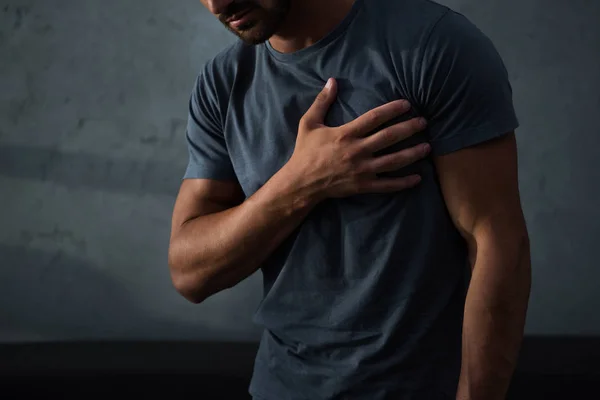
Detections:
0,0,598,342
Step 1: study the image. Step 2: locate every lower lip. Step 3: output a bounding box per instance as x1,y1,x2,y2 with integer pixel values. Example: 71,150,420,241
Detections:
229,9,255,28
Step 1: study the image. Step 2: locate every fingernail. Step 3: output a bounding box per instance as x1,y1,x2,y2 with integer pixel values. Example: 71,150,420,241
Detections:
422,143,431,153
400,100,411,110
419,118,428,127
325,78,333,89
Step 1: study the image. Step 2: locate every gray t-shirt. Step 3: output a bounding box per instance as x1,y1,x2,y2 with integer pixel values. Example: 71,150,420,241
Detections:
183,0,519,398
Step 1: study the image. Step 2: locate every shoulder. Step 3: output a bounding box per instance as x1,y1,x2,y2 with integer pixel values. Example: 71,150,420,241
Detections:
371,0,450,20
422,9,498,56
194,39,257,110
417,8,508,81
202,40,255,81
366,0,493,59
364,0,452,45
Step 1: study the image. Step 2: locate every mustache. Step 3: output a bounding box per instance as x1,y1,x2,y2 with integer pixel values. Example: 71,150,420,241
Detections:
220,2,256,20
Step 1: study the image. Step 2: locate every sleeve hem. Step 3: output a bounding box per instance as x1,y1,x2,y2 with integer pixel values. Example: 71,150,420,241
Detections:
430,118,520,156
183,165,238,181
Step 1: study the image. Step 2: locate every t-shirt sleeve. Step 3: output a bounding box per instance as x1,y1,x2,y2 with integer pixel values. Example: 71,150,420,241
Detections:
415,10,520,156
182,66,237,181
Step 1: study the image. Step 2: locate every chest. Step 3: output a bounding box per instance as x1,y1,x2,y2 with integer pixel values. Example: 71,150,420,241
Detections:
223,58,423,197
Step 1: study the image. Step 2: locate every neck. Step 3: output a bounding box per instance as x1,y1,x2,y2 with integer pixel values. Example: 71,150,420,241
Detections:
269,0,356,53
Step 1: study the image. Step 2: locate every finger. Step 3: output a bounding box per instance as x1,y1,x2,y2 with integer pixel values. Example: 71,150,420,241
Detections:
358,175,422,193
363,143,431,174
303,78,338,125
343,99,411,138
360,117,427,154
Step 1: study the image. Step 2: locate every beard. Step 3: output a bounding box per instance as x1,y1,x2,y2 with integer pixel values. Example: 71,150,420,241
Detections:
218,0,291,45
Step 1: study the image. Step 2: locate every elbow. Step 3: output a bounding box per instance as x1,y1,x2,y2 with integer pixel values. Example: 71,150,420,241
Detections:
474,217,530,252
170,271,209,304
468,219,531,268
168,247,211,305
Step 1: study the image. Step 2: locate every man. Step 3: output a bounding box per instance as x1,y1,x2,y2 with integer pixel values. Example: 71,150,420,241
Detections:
168,0,532,399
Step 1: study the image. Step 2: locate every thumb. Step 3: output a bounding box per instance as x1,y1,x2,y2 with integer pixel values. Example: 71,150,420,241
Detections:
304,78,337,125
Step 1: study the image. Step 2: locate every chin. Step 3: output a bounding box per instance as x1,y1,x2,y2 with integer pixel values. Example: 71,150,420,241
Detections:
226,15,283,45
232,26,274,45
239,32,272,45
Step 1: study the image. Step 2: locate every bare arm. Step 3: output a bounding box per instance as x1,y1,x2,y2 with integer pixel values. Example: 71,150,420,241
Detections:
169,78,429,303
169,168,317,304
434,132,531,400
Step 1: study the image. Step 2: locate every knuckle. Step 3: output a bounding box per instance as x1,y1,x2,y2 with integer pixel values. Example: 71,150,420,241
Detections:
339,151,351,163
413,117,425,130
383,127,398,143
339,127,355,140
377,127,390,140
315,91,328,103
391,124,409,140
349,122,365,138
340,148,358,164
368,109,382,124
299,115,313,129
354,161,371,175
337,129,358,146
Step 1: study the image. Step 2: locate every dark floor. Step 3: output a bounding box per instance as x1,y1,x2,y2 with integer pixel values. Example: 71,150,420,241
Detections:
1,337,599,399
0,373,596,399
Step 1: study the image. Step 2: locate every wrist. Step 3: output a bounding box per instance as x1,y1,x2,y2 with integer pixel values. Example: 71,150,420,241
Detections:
274,162,324,213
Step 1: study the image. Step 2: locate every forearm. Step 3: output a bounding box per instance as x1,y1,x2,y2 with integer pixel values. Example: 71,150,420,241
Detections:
169,164,321,303
456,232,531,400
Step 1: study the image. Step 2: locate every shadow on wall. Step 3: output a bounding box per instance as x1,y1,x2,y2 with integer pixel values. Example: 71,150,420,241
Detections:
0,243,226,342
0,143,184,196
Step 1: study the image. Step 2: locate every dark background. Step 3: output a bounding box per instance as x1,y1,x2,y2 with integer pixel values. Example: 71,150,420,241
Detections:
1,0,599,398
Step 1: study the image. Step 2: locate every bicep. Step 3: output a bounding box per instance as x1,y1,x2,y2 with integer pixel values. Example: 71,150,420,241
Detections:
414,12,526,259
171,178,245,237
434,132,526,246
